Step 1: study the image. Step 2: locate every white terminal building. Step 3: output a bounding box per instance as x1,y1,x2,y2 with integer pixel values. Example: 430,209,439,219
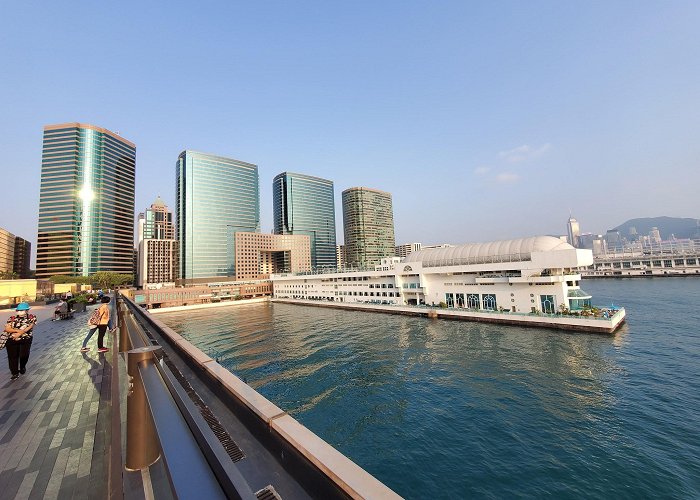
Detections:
272,236,599,314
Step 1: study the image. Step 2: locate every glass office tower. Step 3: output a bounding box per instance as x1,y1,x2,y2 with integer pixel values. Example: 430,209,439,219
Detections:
342,187,395,268
176,151,260,280
272,172,336,269
36,123,136,278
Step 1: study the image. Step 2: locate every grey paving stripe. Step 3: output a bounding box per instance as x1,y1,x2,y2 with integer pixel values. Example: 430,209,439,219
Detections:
0,315,111,500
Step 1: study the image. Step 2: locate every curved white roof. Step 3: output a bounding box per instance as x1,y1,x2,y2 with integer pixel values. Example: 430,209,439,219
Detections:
405,236,574,266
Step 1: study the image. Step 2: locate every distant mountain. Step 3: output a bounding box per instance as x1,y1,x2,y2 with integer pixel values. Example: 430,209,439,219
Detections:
613,217,700,240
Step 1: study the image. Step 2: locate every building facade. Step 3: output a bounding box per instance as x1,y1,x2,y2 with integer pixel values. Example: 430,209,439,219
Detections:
233,232,311,280
273,236,596,313
395,243,422,259
0,229,33,278
273,172,337,269
13,237,31,279
176,151,260,281
342,187,395,268
36,123,136,278
138,197,179,287
0,229,15,275
336,245,347,269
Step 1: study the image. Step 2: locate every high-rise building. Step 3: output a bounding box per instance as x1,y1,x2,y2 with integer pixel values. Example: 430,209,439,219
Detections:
336,244,347,269
649,227,662,244
567,216,580,248
176,151,260,280
13,237,31,279
395,243,422,259
272,172,336,269
137,197,178,287
0,229,32,278
342,187,395,267
0,228,15,275
36,123,136,278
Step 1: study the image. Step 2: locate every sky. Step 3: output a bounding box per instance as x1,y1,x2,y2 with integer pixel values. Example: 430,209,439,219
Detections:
1,1,699,260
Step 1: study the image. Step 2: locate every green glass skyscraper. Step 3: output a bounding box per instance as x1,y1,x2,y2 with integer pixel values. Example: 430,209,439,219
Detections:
176,151,260,280
272,172,336,268
36,123,136,278
342,187,395,268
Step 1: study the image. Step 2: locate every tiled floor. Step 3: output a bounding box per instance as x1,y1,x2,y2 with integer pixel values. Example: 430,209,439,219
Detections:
0,311,114,499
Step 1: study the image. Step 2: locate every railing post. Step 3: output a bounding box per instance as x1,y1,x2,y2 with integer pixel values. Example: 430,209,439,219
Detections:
126,346,162,470
118,303,130,353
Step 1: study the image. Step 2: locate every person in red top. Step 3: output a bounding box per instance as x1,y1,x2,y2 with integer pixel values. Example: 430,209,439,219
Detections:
4,302,37,380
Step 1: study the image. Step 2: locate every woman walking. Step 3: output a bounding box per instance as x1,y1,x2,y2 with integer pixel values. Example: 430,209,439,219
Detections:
4,302,37,380
80,296,112,353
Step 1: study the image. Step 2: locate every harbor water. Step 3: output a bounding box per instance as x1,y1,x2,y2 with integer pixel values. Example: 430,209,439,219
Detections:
159,278,700,498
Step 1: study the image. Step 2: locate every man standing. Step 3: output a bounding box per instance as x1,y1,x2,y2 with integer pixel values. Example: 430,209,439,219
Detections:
4,302,37,380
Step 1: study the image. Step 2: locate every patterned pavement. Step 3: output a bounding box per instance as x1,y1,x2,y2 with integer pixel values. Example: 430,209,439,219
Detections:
0,307,115,500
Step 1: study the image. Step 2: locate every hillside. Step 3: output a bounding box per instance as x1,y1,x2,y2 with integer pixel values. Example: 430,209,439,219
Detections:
613,216,700,240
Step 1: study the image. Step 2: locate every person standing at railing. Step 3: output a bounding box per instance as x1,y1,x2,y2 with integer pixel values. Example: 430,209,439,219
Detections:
80,296,114,353
3,302,37,381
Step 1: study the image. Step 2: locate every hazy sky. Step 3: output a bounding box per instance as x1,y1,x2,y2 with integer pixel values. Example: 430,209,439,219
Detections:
1,1,699,257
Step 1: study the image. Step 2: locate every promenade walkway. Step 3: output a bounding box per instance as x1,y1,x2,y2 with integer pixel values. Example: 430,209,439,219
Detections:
0,307,115,500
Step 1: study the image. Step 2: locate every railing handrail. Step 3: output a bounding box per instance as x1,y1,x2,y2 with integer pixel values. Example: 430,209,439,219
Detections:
119,295,256,500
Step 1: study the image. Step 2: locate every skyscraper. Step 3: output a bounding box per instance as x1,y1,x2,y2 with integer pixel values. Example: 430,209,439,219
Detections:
342,187,395,267
272,172,336,268
137,197,178,287
176,151,260,280
567,216,580,248
13,237,31,279
36,123,136,278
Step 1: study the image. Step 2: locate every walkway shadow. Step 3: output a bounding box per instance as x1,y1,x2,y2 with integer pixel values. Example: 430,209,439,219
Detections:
81,351,107,395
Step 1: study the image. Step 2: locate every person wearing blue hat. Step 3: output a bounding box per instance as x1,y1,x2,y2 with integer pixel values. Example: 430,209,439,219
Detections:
3,302,37,380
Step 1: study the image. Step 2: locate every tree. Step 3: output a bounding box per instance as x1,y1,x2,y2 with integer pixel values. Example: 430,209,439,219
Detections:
90,272,133,289
0,271,18,280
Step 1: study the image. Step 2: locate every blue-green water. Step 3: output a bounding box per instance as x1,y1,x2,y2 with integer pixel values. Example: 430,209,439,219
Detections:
160,279,700,498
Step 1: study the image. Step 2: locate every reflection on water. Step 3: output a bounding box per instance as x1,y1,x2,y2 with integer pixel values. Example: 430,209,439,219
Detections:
160,278,700,499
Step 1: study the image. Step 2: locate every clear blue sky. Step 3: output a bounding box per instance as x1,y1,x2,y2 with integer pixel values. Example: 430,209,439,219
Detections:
1,1,699,258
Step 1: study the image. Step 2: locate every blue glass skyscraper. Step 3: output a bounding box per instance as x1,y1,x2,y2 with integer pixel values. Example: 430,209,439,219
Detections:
176,151,260,280
273,172,336,268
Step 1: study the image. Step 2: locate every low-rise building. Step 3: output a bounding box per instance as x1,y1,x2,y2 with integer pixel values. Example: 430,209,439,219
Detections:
272,236,596,314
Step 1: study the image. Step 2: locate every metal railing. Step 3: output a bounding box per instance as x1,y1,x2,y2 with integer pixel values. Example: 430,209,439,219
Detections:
117,299,256,499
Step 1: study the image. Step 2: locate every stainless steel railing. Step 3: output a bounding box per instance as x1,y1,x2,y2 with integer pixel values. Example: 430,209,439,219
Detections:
117,298,256,500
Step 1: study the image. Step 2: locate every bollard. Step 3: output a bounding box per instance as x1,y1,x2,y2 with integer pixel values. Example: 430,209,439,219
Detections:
126,346,162,470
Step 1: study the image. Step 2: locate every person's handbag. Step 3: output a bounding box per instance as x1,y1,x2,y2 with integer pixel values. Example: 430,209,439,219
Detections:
87,308,102,327
0,331,8,350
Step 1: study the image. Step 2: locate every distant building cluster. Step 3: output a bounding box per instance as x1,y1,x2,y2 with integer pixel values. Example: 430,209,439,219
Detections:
27,122,404,298
566,215,699,257
0,227,31,278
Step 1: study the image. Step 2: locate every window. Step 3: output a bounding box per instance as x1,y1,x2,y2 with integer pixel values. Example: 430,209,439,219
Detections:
445,293,454,307
540,295,555,314
456,293,465,307
482,294,497,310
467,294,480,309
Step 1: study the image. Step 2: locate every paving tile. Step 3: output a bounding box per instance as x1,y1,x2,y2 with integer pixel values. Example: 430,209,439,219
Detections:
0,315,113,500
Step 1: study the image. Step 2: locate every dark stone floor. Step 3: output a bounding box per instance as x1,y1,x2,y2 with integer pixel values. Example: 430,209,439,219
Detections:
0,311,114,500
